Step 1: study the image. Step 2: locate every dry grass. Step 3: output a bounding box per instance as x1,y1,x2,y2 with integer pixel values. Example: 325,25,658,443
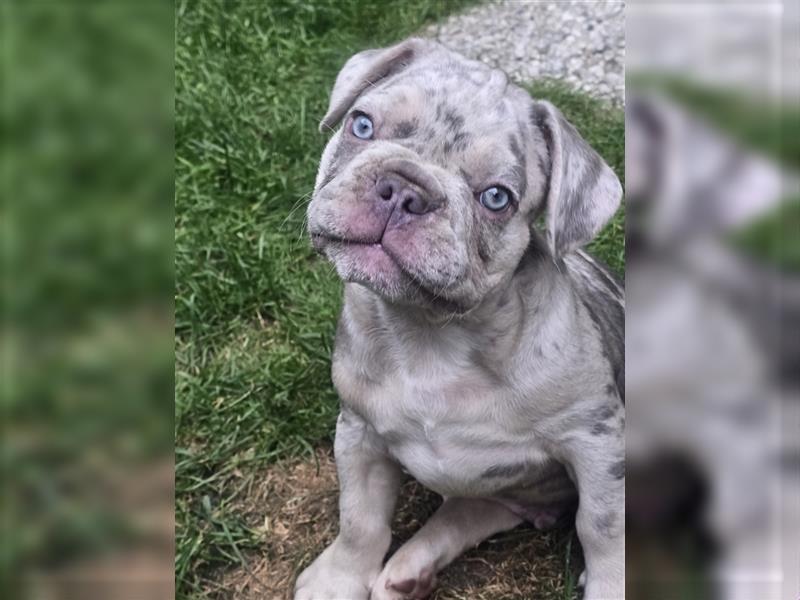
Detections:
207,447,582,600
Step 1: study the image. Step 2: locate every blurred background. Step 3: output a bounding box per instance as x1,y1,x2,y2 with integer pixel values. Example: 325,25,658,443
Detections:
2,1,174,599
3,1,798,600
626,1,799,599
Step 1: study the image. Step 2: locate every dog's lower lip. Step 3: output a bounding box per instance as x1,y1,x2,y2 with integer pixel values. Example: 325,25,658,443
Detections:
312,233,463,310
313,233,382,247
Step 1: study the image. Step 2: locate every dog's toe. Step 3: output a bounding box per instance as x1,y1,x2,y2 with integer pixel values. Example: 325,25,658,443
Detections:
372,565,436,600
387,567,434,598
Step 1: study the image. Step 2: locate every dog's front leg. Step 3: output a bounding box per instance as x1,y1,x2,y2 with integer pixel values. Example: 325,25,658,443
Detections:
566,436,625,600
295,410,402,600
370,497,523,600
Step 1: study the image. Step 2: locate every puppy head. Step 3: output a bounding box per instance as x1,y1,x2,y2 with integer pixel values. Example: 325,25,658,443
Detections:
308,38,622,313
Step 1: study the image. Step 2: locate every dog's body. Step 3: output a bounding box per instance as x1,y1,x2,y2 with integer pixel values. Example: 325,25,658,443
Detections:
334,245,623,517
296,39,624,600
625,92,800,600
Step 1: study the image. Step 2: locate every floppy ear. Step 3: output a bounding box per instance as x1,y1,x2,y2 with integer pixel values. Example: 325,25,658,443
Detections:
320,38,428,133
532,100,623,258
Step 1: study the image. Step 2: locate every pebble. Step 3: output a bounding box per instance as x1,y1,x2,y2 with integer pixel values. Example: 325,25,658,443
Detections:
422,1,625,106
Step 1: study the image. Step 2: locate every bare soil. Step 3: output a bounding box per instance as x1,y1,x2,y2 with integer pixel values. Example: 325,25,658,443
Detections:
212,446,582,600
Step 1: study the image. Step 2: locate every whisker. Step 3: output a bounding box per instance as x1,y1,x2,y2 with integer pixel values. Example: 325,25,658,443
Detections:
297,214,309,243
281,190,314,230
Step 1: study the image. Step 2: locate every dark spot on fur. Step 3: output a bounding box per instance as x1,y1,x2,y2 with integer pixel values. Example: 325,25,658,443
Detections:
444,130,470,155
319,137,358,189
589,405,616,421
609,460,625,480
536,148,550,199
591,422,614,436
483,462,527,479
393,120,417,138
510,164,527,198
508,135,528,196
581,253,624,301
513,234,548,276
469,348,505,386
605,383,617,396
594,511,617,535
443,108,465,132
476,236,491,263
579,294,624,404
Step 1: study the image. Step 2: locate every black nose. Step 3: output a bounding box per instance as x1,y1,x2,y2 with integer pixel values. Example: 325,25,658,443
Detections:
374,175,439,215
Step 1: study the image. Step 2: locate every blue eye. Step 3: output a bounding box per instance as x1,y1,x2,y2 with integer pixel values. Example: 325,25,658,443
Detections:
351,114,374,139
479,186,511,211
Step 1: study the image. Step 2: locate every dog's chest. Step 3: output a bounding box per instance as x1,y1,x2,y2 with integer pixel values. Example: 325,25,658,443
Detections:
335,342,555,497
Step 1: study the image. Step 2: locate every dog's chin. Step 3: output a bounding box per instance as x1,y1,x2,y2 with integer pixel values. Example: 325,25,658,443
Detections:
314,235,468,313
322,239,406,297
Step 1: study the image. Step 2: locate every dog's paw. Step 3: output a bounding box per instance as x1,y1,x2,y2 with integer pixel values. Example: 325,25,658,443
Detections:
371,560,436,600
294,543,373,600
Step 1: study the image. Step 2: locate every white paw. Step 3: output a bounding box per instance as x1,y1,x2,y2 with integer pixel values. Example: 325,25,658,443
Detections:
370,552,436,600
294,542,376,600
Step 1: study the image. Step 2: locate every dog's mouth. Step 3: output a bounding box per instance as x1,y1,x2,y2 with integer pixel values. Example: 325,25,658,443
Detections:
311,232,467,313
311,232,410,282
312,231,400,273
311,232,381,250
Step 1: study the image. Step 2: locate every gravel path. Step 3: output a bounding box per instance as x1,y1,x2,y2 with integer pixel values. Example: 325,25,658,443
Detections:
422,0,625,105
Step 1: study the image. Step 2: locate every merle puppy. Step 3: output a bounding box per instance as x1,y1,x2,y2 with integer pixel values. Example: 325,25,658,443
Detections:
296,38,624,600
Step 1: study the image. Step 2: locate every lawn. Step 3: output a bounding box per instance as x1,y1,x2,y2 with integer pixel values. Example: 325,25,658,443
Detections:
175,1,624,598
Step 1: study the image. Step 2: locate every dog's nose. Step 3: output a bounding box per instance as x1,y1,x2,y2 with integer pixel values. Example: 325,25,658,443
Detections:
374,175,440,215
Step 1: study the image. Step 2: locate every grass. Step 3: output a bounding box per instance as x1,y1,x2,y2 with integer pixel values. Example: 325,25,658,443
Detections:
175,1,625,597
4,2,173,595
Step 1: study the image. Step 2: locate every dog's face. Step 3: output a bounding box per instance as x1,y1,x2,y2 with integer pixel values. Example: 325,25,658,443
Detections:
308,39,622,312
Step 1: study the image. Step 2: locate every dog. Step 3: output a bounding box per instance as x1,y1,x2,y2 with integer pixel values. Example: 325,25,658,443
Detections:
296,38,625,600
625,91,800,600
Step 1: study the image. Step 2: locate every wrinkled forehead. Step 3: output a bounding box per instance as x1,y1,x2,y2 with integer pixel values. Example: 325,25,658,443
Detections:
359,57,516,125
355,58,531,190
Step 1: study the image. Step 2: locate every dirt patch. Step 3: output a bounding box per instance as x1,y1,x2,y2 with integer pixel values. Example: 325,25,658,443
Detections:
211,446,582,600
